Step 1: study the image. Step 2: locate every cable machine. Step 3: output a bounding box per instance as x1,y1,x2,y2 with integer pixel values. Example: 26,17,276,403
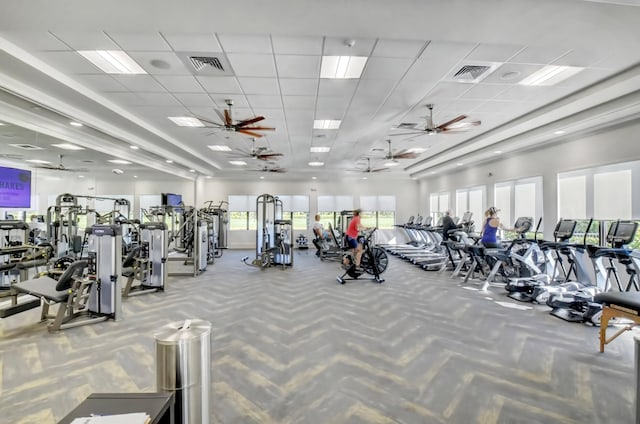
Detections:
243,194,293,269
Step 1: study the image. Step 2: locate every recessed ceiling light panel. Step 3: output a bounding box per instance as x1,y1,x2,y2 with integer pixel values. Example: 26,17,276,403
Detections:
52,143,85,150
69,121,83,127
519,65,583,86
313,120,341,130
229,160,247,166
321,56,368,79
310,147,331,153
78,50,147,74
208,145,232,152
26,159,51,164
108,159,132,165
168,116,205,127
308,161,324,167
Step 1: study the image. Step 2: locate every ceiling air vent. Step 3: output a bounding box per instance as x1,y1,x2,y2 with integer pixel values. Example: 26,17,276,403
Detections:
450,62,500,83
176,52,234,76
8,143,43,150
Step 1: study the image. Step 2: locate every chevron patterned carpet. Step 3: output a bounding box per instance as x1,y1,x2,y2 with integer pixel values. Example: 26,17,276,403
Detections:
0,249,637,423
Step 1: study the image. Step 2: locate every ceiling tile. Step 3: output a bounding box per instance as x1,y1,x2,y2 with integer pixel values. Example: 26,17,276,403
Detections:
403,57,461,81
275,55,320,78
372,39,426,58
218,34,272,53
271,35,323,55
441,98,487,114
102,92,143,106
75,74,128,92
136,92,181,106
106,32,172,51
318,79,358,98
471,99,522,114
174,93,215,107
465,43,524,62
323,37,376,56
49,31,120,50
493,84,540,102
556,68,613,88
127,52,191,75
196,76,242,93
425,81,473,100
246,95,283,109
508,45,571,65
419,41,477,61
552,48,603,67
237,77,280,95
481,63,543,84
279,78,318,96
459,83,509,100
227,53,276,77
362,57,414,80
211,95,249,110
154,75,204,93
40,51,103,74
111,75,167,92
0,31,71,50
282,95,316,110
161,32,221,52
316,97,349,116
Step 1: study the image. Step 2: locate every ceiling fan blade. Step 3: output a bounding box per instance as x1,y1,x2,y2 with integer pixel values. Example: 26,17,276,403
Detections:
257,153,284,160
441,120,482,131
389,131,426,136
243,126,275,131
236,116,265,127
214,109,226,123
372,167,389,173
436,115,468,131
223,109,232,126
238,129,265,138
197,115,224,127
393,151,418,159
269,168,287,173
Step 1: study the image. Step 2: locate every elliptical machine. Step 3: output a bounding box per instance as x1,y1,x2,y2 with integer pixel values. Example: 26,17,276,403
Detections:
337,228,388,284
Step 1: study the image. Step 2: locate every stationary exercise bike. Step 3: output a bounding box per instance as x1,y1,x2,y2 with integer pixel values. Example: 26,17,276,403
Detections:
337,228,389,284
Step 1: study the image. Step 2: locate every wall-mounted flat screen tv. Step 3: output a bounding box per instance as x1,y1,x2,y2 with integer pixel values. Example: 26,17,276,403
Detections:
0,166,32,208
162,193,183,208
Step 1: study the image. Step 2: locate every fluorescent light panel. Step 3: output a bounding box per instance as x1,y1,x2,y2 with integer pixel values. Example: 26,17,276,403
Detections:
108,159,132,164
519,65,583,86
26,159,51,164
308,161,324,167
310,147,331,153
407,147,428,153
229,160,247,166
168,116,205,127
321,56,368,79
69,121,83,127
78,50,147,74
52,143,84,150
384,161,399,167
208,145,232,152
313,120,341,130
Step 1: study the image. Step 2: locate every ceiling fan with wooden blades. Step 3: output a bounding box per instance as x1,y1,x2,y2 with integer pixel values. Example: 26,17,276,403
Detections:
226,137,283,162
33,154,88,172
252,164,287,173
391,104,481,139
199,99,275,138
350,157,389,174
382,139,418,160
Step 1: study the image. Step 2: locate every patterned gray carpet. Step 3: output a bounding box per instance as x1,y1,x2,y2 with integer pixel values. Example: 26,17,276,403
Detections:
0,248,636,423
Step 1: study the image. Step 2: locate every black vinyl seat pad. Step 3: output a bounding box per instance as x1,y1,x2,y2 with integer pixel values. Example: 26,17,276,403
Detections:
13,276,69,303
595,291,640,311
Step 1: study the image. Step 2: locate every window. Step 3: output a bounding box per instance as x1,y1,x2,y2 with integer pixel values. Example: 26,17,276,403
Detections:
317,195,354,232
277,195,310,231
494,177,543,238
455,186,485,228
594,170,631,220
429,192,449,222
228,195,257,230
359,195,396,229
558,175,586,219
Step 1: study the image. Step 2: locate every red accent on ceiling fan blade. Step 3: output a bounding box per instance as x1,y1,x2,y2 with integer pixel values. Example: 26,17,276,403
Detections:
236,116,265,127
224,109,232,126
237,129,264,138
436,115,467,130
394,152,418,159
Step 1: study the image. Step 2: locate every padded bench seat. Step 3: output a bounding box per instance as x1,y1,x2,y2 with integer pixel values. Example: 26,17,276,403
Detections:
13,276,69,303
594,291,640,352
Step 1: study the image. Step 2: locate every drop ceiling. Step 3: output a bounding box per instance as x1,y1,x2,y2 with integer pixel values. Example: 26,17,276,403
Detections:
0,0,639,181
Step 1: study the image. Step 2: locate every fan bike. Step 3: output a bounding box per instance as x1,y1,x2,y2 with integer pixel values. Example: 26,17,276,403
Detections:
337,228,389,284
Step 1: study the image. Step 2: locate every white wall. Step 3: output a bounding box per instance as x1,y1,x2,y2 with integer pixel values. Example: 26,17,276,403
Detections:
418,120,640,239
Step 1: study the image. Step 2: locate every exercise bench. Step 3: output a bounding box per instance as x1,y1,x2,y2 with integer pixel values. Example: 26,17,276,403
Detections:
595,291,640,353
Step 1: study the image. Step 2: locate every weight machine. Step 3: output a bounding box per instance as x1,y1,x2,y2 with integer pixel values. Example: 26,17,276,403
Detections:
12,224,122,332
122,222,167,297
242,194,293,269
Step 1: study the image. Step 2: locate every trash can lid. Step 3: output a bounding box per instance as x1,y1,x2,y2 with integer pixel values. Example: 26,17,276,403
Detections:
153,319,211,343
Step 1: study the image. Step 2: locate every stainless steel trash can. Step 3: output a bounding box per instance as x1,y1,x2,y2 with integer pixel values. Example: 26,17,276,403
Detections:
154,319,211,424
